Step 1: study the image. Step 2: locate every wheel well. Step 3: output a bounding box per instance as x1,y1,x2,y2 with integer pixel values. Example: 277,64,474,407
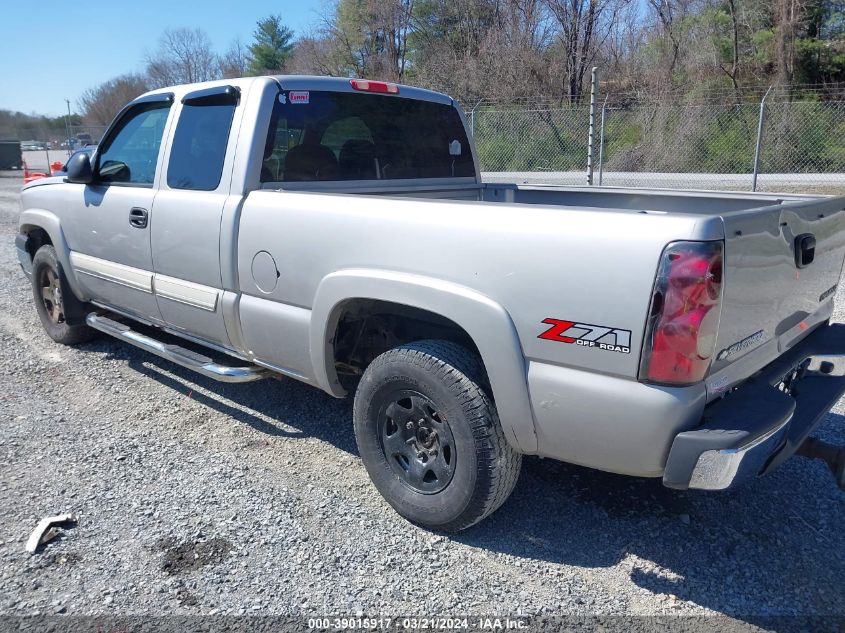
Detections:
331,299,483,379
23,227,52,260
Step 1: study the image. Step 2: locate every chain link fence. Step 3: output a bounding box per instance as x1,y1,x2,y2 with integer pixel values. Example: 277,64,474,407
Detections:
474,95,845,194
471,106,590,173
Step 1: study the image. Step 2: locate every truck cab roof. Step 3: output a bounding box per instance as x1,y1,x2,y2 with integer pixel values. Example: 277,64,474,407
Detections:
136,75,455,108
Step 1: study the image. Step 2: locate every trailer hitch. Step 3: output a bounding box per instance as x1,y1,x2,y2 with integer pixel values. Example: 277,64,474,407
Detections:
805,354,845,377
796,436,845,490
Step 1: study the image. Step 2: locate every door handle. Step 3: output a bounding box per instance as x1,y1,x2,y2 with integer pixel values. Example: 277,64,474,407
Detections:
129,207,148,229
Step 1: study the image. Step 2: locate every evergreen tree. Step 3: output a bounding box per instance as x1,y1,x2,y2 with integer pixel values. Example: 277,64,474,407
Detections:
248,15,295,75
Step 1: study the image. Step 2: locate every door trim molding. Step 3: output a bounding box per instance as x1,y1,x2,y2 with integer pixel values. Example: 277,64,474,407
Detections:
153,274,219,312
69,251,219,312
70,252,153,293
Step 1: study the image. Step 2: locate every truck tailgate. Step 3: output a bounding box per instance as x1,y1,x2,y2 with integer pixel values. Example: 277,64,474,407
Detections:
709,195,845,392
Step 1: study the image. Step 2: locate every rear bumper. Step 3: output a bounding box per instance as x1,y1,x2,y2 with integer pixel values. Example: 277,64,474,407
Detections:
663,323,845,490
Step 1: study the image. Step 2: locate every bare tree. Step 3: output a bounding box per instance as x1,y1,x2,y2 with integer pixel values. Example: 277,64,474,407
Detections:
286,35,350,76
717,0,742,99
145,28,220,88
774,0,805,87
544,0,630,102
413,0,551,103
601,1,646,93
219,39,252,78
376,0,416,81
317,0,416,81
78,74,150,125
648,0,682,80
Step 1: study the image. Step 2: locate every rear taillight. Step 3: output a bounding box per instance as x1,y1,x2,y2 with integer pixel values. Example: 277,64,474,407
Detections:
350,79,400,94
639,241,724,385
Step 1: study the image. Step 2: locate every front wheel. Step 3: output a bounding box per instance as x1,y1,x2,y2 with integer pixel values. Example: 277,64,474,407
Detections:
353,340,522,532
31,245,96,346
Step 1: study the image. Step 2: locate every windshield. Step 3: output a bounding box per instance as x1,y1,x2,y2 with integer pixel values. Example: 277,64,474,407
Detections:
261,90,474,182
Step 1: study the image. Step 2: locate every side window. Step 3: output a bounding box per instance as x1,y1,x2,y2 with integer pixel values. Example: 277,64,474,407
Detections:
167,99,237,191
97,102,171,186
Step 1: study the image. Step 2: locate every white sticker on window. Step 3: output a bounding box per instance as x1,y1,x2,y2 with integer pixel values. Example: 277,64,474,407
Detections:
278,93,287,104
289,91,310,105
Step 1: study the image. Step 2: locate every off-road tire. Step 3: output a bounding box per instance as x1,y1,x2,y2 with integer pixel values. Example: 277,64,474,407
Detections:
31,245,96,345
353,340,522,532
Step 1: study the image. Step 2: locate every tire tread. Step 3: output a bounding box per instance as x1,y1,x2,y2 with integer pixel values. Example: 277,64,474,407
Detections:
356,339,521,532
31,245,96,346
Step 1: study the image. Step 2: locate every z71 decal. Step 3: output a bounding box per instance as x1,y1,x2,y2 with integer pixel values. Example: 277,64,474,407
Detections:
538,318,632,354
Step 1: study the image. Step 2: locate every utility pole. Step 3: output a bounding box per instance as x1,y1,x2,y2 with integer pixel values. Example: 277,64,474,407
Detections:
65,99,72,155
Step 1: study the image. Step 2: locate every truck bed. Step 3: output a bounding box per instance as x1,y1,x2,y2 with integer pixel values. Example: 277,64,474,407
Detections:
251,181,845,396
264,178,826,215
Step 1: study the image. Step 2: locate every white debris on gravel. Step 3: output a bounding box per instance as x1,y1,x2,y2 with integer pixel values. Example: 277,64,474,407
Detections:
0,174,842,621
24,514,76,554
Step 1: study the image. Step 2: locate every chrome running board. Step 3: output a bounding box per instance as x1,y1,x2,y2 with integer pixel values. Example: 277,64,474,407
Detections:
86,313,268,383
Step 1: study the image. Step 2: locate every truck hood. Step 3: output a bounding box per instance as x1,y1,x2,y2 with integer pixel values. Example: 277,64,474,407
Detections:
22,176,65,191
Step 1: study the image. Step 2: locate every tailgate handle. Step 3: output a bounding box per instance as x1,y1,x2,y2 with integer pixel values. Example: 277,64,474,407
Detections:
795,233,815,268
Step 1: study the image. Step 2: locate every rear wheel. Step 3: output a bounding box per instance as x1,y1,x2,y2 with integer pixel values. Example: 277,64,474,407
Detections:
31,245,96,345
353,340,522,532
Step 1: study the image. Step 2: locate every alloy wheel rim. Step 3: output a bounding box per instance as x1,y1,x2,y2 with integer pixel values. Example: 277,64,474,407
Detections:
39,268,64,324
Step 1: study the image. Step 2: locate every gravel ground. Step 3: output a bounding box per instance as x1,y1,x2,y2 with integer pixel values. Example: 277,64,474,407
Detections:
0,174,842,627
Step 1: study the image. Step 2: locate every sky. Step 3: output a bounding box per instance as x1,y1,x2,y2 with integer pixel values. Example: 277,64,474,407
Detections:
0,1,325,116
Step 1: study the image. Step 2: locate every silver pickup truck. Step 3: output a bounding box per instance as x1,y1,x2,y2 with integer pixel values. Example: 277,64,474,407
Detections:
16,76,845,531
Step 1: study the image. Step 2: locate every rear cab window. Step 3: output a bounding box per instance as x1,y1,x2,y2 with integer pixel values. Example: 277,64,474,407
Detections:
167,87,239,191
261,91,474,183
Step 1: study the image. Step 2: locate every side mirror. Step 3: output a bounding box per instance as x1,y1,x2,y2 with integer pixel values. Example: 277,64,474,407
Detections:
66,152,93,184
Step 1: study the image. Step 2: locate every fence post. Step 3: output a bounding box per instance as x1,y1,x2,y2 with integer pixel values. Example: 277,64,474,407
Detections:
752,86,773,192
586,67,599,185
468,99,483,139
598,96,608,186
